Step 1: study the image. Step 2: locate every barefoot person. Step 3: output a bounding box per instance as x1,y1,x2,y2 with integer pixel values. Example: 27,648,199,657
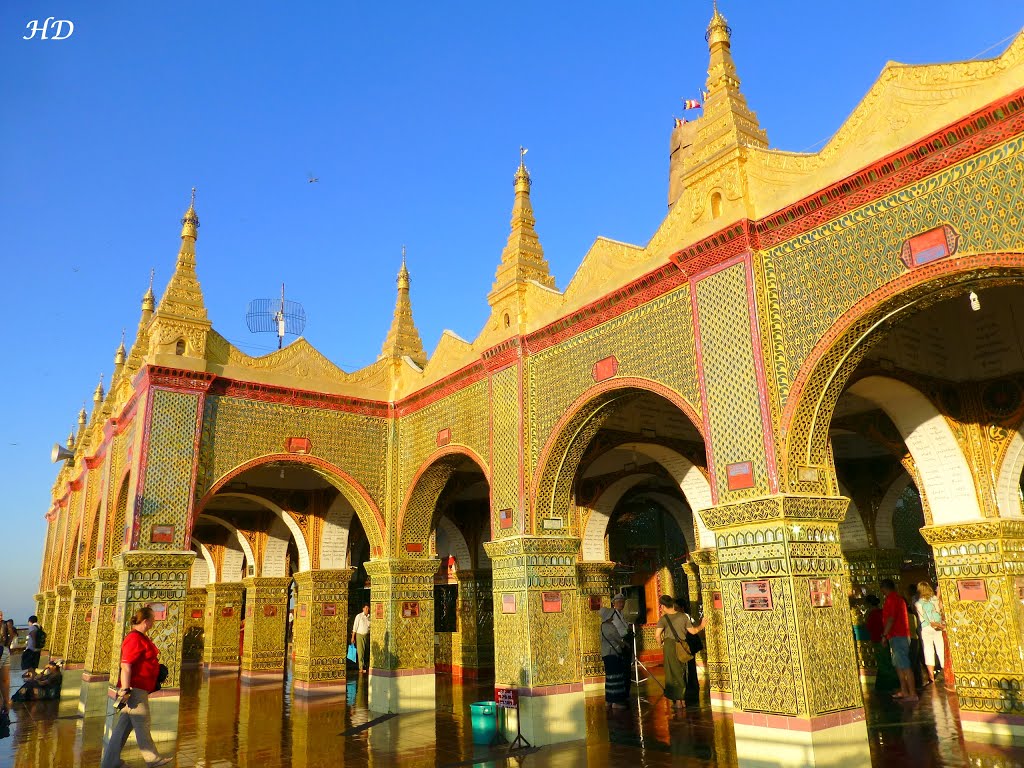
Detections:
881,579,918,703
351,604,371,675
655,595,705,711
100,607,173,768
599,593,631,711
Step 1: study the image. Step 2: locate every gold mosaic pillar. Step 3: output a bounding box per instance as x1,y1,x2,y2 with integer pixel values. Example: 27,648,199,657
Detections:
485,536,585,746
33,592,45,622
681,560,706,672
692,548,731,707
240,576,290,681
42,590,56,637
576,561,616,690
80,567,119,717
50,584,72,658
844,548,902,594
451,570,493,681
365,558,439,713
292,568,353,694
63,578,96,666
107,550,195,743
705,497,869,757
922,521,1024,741
203,581,244,669
182,587,207,666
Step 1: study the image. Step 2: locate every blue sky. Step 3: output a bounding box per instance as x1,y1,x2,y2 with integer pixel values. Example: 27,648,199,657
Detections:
1,2,1020,624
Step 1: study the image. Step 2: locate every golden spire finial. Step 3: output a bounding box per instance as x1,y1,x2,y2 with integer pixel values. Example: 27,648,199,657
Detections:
114,329,127,367
180,187,200,239
66,430,75,449
93,374,105,405
514,146,531,193
142,268,156,312
706,1,731,46
78,403,87,426
380,247,426,366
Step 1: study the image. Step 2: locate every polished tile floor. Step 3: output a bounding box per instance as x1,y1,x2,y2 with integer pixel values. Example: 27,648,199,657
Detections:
3,668,1024,767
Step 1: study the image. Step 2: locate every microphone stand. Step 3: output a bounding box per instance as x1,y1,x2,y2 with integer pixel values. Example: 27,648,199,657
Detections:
629,622,665,703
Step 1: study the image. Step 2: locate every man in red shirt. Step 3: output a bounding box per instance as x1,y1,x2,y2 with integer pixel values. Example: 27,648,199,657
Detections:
881,578,918,702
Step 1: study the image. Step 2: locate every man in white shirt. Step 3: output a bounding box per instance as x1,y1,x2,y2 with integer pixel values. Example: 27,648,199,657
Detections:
351,605,371,674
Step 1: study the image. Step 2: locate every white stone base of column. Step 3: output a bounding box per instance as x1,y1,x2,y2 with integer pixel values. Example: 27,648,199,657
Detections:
710,690,733,709
960,711,1024,744
57,668,83,718
103,690,182,745
499,686,586,746
368,669,436,713
733,712,869,768
78,676,111,718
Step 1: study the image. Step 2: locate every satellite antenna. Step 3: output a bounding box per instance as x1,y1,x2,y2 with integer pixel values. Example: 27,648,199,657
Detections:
246,283,306,349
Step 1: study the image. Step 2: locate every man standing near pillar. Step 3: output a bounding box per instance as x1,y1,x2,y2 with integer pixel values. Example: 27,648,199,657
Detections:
351,605,370,675
880,579,918,703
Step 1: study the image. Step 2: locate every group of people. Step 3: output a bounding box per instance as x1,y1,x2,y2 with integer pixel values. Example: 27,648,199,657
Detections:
599,593,705,713
863,578,947,703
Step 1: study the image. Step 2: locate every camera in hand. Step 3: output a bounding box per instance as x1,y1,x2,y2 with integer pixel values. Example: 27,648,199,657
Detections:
115,688,132,711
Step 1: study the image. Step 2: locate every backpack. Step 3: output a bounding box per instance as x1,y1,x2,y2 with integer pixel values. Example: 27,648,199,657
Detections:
35,625,47,650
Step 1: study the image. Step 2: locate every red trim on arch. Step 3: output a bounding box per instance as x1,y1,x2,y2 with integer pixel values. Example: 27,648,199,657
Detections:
781,252,1024,438
394,444,490,548
531,377,705,519
192,453,386,550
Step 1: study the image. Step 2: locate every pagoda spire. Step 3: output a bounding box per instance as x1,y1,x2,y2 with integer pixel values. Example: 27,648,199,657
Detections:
488,148,556,305
124,272,156,378
148,189,212,363
379,246,427,367
697,2,767,152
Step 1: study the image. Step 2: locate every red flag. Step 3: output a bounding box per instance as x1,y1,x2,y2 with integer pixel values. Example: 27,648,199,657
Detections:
682,99,702,110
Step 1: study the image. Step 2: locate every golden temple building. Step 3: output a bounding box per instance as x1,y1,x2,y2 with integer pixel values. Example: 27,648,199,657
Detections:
35,7,1024,763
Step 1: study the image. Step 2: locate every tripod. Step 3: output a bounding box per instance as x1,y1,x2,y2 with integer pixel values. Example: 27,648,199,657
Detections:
629,623,664,702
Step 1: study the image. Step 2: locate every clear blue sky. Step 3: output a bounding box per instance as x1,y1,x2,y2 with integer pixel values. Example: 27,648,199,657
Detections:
1,2,1020,624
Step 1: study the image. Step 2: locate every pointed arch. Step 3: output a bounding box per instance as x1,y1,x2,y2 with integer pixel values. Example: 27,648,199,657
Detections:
435,516,473,570
202,517,254,580
190,539,213,587
995,424,1024,519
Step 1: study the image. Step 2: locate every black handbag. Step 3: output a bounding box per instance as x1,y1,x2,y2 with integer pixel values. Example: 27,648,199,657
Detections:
686,631,704,655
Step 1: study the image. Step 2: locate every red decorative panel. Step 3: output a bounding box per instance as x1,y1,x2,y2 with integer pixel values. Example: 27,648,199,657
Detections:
436,428,451,447
496,688,519,708
712,591,723,610
405,542,423,553
321,603,336,616
190,609,203,619
221,606,234,618
299,604,307,618
149,602,167,621
726,461,754,491
591,356,619,382
741,581,772,611
285,436,312,454
375,603,383,619
957,579,988,602
499,508,514,530
85,609,93,623
900,225,959,268
589,595,601,611
501,594,517,614
150,525,174,544
401,601,420,618
263,605,278,618
542,591,562,613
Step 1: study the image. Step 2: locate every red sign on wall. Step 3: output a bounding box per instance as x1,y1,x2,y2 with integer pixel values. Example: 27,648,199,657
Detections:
809,579,833,608
726,462,755,491
322,603,336,616
149,603,167,621
263,605,278,618
589,595,601,611
190,609,203,619
499,508,514,530
85,609,93,623
221,606,234,618
375,603,383,619
495,688,519,709
502,594,517,614
900,224,959,268
712,591,723,610
592,356,619,382
436,428,451,447
285,436,312,454
957,579,988,602
542,592,562,613
402,601,420,618
150,525,175,544
741,580,773,611
299,604,307,618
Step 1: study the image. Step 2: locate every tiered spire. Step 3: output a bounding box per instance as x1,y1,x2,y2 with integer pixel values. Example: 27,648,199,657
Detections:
696,2,767,153
153,188,209,322
488,148,556,303
379,246,427,367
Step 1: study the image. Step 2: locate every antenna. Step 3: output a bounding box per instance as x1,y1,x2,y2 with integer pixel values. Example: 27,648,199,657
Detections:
246,283,306,349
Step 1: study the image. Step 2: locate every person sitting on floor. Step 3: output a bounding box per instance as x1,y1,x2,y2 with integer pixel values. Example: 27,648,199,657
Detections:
13,660,62,701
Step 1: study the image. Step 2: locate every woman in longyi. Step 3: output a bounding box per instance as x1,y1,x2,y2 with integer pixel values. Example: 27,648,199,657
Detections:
655,595,705,711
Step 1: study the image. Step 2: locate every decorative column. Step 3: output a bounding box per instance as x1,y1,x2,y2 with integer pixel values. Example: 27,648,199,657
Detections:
183,587,207,666
50,584,72,658
107,550,195,743
364,558,439,713
576,561,616,690
704,496,869,757
240,576,290,682
681,560,706,673
692,548,731,707
42,590,57,636
450,569,493,681
203,582,244,670
64,578,96,666
80,567,119,717
291,568,353,695
922,521,1024,741
34,592,45,622
844,548,902,594
485,537,585,746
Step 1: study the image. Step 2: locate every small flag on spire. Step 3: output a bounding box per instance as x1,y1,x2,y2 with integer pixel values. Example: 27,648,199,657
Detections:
682,99,702,110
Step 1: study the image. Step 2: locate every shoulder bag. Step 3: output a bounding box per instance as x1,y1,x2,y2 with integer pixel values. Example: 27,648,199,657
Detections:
665,614,694,664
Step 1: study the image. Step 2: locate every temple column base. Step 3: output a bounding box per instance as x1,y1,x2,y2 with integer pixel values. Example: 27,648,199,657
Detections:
78,676,111,718
734,715,870,768
498,686,587,746
368,669,436,713
57,667,84,717
103,689,182,745
960,712,1024,744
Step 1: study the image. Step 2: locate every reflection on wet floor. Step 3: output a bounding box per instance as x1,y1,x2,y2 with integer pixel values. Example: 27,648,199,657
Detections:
4,668,1024,767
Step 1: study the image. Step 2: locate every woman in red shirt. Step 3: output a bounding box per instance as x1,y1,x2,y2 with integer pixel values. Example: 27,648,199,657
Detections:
100,607,172,768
